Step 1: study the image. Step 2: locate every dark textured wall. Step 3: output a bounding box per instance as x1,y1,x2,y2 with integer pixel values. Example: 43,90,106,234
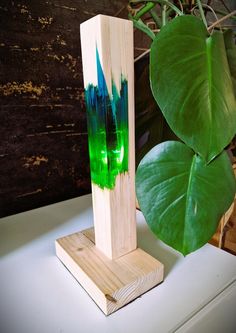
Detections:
0,0,136,217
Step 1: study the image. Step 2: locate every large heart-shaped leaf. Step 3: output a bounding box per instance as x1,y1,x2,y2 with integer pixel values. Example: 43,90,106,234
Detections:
136,141,236,255
223,29,236,96
135,55,177,166
150,15,236,163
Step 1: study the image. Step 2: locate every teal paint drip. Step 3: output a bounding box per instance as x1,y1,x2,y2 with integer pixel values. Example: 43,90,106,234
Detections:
85,48,129,189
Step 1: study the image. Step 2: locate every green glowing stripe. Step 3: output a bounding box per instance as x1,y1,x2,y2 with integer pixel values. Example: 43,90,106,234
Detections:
85,48,129,189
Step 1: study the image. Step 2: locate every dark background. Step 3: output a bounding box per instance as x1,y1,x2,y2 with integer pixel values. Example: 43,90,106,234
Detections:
1,1,234,218
0,0,148,217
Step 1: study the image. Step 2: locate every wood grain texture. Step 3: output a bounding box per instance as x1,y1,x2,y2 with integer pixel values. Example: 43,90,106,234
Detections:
56,228,164,315
0,0,132,217
80,15,136,259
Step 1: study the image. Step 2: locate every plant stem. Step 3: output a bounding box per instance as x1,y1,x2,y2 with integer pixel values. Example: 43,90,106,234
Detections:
208,10,236,32
129,14,156,40
133,2,156,20
161,0,183,16
130,0,183,16
162,4,167,26
134,49,150,63
196,0,208,28
150,8,162,28
176,0,184,14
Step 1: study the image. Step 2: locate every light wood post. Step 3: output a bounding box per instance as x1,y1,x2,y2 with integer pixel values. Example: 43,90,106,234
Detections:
55,15,164,315
80,15,136,259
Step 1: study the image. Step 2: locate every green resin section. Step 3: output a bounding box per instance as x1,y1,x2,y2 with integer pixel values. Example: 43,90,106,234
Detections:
85,49,129,189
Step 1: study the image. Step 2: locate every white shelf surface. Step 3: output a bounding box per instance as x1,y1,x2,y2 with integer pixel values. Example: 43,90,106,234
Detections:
0,194,236,333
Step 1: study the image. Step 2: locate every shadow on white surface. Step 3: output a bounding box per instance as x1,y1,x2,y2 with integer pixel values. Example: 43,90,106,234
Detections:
136,212,181,277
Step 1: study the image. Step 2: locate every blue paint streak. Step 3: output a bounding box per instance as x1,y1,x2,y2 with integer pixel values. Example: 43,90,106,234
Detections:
84,48,129,189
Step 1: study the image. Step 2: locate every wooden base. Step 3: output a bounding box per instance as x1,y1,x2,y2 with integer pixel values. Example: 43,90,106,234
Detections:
55,228,164,315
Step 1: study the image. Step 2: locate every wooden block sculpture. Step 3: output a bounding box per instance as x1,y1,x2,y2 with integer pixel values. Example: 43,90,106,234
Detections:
55,15,164,315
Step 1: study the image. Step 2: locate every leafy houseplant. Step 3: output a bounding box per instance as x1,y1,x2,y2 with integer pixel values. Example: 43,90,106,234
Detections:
129,0,236,255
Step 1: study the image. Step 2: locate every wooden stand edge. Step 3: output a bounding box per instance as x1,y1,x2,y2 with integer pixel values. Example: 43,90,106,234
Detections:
55,228,164,315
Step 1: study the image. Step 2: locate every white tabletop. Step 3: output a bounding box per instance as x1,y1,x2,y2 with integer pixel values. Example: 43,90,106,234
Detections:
0,194,236,333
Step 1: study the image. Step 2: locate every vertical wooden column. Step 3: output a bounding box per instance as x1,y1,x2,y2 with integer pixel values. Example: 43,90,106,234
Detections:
55,15,164,316
80,15,136,259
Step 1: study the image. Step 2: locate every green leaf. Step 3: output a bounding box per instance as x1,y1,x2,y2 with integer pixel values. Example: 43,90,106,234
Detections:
223,29,236,96
135,55,177,166
136,141,236,255
129,15,155,40
150,15,236,163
